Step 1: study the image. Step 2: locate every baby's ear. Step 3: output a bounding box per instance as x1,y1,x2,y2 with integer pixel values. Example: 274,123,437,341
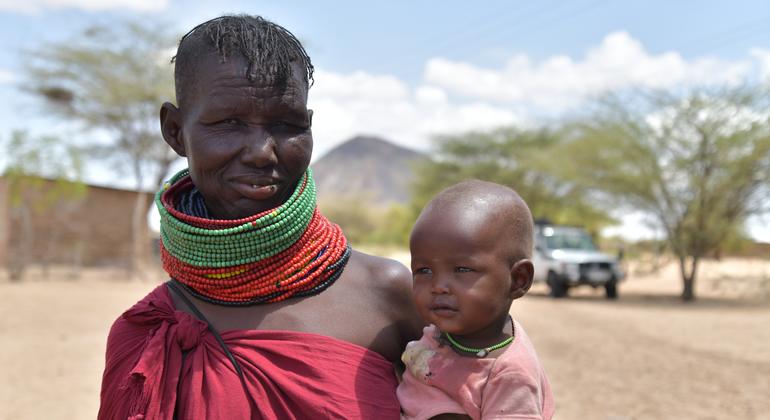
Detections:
509,259,534,299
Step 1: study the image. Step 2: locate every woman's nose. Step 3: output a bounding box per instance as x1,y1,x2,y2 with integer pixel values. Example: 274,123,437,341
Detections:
240,127,277,167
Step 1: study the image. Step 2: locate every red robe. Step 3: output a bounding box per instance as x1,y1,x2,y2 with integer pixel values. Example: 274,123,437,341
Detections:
98,285,400,419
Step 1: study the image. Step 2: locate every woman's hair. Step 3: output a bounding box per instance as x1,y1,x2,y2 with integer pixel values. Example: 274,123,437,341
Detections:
172,14,314,106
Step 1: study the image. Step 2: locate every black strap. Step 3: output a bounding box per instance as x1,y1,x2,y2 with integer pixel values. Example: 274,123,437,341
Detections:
166,280,244,379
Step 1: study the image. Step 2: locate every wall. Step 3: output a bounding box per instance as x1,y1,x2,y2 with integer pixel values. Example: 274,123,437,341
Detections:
0,176,154,268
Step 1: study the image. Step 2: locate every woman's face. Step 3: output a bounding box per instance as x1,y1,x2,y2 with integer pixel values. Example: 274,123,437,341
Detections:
168,53,313,220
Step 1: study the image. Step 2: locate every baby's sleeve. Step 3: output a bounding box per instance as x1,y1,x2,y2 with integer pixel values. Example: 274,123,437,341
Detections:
479,370,551,419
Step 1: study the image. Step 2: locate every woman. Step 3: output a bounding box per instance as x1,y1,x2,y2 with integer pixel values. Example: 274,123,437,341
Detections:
98,14,422,419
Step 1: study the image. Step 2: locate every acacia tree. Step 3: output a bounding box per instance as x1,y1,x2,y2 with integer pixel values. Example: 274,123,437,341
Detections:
411,127,614,234
559,89,770,301
23,21,179,271
2,131,86,280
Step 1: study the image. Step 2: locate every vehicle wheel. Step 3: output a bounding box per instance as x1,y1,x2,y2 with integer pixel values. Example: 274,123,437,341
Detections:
605,277,618,299
547,272,568,298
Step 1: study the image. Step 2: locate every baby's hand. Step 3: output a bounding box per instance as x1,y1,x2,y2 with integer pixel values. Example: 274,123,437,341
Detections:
402,339,435,380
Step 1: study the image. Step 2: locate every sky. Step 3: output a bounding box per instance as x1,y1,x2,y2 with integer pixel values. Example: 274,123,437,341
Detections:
0,0,769,241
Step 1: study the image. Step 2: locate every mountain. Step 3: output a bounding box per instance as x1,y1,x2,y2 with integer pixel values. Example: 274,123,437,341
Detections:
311,135,428,206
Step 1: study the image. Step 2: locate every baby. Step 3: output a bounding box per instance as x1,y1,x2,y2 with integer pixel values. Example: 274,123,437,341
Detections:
397,180,554,420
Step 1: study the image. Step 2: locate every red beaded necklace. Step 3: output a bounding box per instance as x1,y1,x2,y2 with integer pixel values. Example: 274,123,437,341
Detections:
157,169,349,306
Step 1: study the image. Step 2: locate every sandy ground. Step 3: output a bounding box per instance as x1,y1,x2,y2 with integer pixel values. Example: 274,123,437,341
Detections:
0,257,768,420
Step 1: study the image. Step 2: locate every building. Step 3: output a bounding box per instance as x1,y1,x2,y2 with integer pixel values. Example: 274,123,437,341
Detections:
0,176,154,272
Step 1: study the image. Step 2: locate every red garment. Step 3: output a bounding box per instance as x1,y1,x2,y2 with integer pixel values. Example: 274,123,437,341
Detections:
98,285,400,420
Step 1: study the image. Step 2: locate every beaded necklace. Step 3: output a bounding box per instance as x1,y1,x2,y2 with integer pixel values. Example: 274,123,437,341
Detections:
157,168,350,305
444,315,515,358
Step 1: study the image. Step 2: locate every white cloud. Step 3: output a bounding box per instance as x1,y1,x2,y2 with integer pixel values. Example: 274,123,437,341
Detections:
0,69,15,84
305,31,770,160
425,31,755,113
0,0,168,13
750,48,770,82
312,70,409,101
601,211,664,241
747,213,770,243
308,69,521,157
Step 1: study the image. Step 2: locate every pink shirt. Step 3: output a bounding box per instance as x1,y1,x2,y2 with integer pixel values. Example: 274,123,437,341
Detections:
397,322,554,420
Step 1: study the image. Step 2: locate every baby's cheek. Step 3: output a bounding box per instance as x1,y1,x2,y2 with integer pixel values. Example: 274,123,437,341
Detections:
412,290,430,316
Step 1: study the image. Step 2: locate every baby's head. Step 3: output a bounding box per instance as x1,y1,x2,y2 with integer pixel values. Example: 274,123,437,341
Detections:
410,180,534,339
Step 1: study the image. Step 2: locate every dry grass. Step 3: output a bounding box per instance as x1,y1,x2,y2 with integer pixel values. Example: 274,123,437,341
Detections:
0,257,768,420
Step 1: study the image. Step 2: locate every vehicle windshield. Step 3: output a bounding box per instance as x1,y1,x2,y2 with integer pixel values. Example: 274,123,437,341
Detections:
542,227,597,251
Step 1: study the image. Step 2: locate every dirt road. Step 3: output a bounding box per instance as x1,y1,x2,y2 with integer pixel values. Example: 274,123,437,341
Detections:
518,285,770,419
0,261,768,420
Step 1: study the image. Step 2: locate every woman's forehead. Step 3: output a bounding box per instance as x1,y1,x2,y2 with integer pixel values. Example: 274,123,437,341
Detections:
185,52,308,103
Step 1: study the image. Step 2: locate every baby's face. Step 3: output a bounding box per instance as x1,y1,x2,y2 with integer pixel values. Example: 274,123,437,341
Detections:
409,212,514,343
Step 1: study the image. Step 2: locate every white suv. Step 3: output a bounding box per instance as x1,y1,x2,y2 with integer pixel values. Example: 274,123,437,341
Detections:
532,224,624,298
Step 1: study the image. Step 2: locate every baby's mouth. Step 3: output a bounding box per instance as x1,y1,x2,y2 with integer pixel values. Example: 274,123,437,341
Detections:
429,302,459,317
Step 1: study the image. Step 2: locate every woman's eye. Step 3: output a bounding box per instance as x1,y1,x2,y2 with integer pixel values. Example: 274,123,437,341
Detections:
271,122,304,133
213,118,242,126
456,267,474,273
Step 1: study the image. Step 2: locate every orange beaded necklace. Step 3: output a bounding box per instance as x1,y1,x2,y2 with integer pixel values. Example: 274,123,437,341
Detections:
157,168,349,305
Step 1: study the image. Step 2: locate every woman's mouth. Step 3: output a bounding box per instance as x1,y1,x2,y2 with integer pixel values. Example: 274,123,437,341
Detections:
233,181,280,200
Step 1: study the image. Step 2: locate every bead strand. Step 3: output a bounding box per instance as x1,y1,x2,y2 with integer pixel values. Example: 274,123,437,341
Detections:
156,168,349,305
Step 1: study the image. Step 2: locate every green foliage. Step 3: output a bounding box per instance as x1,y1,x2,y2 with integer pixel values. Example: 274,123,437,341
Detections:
367,204,414,246
715,228,754,257
3,130,86,210
411,127,614,234
319,195,378,246
319,196,414,248
23,20,179,190
22,20,182,270
556,88,770,299
2,131,87,281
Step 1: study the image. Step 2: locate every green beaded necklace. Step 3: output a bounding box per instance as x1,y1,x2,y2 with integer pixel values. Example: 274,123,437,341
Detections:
444,316,515,358
156,168,350,305
157,168,316,267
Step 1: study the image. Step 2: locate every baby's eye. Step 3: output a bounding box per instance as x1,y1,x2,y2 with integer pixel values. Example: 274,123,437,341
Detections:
413,267,432,275
456,267,474,273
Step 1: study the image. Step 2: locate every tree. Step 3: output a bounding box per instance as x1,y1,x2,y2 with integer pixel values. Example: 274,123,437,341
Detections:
23,21,179,271
319,194,380,246
558,89,770,301
319,195,414,247
411,127,614,234
2,131,86,280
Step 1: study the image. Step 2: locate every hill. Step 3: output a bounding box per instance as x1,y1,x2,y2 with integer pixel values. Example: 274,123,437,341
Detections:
311,135,428,206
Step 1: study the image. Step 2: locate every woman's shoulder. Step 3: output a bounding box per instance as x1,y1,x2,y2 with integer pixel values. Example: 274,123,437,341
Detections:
347,249,413,305
348,249,411,283
346,249,423,341
106,283,173,335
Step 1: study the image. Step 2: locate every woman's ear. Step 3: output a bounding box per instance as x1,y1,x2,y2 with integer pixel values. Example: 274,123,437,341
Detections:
160,102,186,157
509,259,534,299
